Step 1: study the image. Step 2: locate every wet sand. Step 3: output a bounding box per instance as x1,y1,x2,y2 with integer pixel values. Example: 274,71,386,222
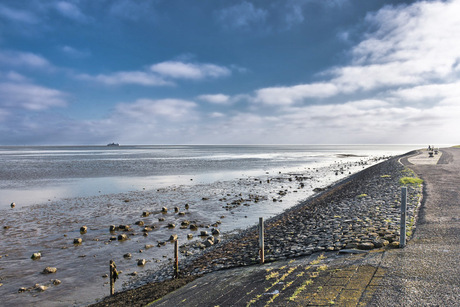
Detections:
0,155,388,306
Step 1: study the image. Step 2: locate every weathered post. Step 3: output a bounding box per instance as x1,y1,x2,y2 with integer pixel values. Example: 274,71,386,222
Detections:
400,187,407,248
109,260,117,296
174,239,179,278
259,217,264,264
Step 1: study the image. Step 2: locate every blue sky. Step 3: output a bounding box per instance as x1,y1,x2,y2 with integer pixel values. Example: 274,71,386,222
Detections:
0,0,459,145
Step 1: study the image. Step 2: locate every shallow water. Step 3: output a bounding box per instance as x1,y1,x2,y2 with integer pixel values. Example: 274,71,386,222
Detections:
0,145,419,306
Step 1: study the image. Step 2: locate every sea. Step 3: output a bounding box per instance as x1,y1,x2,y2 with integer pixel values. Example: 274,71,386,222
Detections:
0,144,420,306
0,145,420,209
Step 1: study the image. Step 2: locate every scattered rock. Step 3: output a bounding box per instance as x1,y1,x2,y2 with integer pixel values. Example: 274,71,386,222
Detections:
137,259,146,266
10,202,15,208
169,234,178,241
43,267,57,274
118,234,128,241
80,226,88,234
135,221,145,226
161,207,168,213
123,253,132,259
73,238,82,244
52,279,62,285
18,287,27,293
31,252,41,260
142,211,150,217
212,229,220,236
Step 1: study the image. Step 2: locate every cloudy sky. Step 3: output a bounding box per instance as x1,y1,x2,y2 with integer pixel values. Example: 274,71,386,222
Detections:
0,0,459,145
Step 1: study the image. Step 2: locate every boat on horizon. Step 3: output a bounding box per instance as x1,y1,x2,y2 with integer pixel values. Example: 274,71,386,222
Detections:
107,143,120,147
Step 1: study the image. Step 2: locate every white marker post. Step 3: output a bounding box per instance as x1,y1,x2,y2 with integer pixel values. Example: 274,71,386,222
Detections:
400,187,407,248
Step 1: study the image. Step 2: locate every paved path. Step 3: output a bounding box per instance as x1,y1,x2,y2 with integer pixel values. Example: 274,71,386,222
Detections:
148,148,460,307
370,147,460,306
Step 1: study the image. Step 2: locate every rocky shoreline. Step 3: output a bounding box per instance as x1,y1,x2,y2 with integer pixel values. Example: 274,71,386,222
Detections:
94,151,422,305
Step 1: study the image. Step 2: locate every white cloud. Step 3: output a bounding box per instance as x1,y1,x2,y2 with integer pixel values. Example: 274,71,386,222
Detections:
79,61,231,86
0,4,38,23
254,83,339,106
114,99,197,122
151,61,231,80
0,50,51,70
198,94,231,104
252,0,460,109
0,81,68,111
216,1,268,30
77,71,171,86
61,45,91,58
390,82,460,102
54,1,89,22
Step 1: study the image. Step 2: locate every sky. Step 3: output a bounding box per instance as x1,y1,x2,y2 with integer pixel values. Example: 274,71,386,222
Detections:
0,0,459,145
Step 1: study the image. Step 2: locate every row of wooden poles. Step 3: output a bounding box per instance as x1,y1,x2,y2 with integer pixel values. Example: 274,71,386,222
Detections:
109,187,408,296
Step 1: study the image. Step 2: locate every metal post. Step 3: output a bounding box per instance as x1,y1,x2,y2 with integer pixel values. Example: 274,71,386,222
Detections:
259,217,264,264
400,187,407,248
174,240,179,278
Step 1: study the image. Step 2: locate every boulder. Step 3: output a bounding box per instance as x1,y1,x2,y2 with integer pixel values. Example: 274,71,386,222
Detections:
142,211,150,217
10,202,15,208
119,225,130,231
178,212,186,216
43,267,57,274
137,259,146,266
167,223,176,228
73,238,82,244
204,239,214,247
169,234,178,241
80,226,88,234
31,252,41,260
212,229,220,236
109,225,117,232
161,207,168,213
52,279,61,285
357,242,375,250
123,253,132,259
174,207,179,212
187,234,193,239
118,234,128,241
135,221,145,226
190,224,198,231
200,231,208,236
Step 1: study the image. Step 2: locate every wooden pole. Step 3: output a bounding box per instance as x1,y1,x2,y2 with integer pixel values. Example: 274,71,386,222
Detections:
259,217,264,264
400,187,407,248
109,260,115,296
174,239,179,278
